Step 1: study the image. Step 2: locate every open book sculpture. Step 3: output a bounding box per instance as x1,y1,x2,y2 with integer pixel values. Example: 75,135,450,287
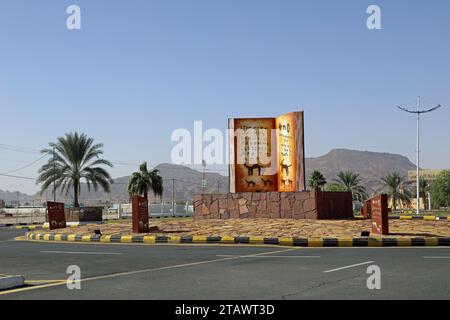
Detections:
228,111,305,193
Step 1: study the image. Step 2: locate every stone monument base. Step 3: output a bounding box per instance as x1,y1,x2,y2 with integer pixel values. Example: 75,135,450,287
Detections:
194,191,353,220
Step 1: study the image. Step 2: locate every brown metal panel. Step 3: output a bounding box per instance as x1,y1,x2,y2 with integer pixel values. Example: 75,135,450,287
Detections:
80,207,103,222
131,195,149,233
361,200,372,218
47,201,67,230
315,191,353,219
371,194,389,235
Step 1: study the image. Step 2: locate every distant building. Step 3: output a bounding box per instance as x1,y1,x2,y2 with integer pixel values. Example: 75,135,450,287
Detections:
407,169,448,182
389,197,428,211
10,200,19,208
0,199,5,209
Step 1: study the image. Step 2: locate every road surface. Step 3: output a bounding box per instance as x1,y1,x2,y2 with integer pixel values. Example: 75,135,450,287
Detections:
0,228,449,300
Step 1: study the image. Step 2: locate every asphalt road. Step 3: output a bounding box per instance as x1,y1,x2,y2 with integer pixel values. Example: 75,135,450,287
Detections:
0,228,449,300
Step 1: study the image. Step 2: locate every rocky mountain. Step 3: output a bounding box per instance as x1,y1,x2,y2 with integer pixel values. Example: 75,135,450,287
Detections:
0,149,417,204
305,149,416,194
36,163,229,204
0,189,36,206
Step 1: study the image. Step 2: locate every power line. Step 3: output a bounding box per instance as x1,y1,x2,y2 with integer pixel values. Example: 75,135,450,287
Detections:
204,169,228,173
156,164,228,173
0,154,47,175
0,173,36,180
0,143,229,173
0,144,40,154
165,178,203,188
1,173,227,187
110,160,140,166
0,142,144,168
0,157,38,164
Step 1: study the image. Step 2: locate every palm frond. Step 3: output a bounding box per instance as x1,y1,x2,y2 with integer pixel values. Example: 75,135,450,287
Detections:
36,132,113,207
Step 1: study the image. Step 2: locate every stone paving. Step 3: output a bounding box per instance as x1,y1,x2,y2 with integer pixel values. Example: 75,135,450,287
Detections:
33,218,450,238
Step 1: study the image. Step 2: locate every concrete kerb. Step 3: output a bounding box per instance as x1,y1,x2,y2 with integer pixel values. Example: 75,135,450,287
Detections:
10,221,105,231
0,276,25,291
24,232,450,247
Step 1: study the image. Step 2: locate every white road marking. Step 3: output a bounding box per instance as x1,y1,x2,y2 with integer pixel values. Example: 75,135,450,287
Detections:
216,254,321,258
324,261,375,273
40,251,122,255
0,248,296,296
423,256,450,259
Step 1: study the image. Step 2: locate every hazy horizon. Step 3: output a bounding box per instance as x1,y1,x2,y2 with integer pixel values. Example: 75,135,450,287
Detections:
0,147,421,195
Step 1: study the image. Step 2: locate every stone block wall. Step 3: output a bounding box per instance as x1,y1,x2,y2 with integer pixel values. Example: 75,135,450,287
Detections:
194,191,353,220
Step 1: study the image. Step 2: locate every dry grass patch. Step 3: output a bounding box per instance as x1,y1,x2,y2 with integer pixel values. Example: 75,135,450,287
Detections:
31,218,450,238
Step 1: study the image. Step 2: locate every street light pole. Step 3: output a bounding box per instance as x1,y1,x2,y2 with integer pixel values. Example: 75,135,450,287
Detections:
398,97,443,215
202,160,207,193
171,179,175,217
416,97,420,215
53,147,56,202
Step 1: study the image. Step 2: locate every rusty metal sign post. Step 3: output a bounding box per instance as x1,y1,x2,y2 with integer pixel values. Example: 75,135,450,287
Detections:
132,195,149,233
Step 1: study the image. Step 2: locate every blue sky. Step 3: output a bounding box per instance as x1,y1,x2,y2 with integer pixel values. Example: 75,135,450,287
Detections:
1,0,449,194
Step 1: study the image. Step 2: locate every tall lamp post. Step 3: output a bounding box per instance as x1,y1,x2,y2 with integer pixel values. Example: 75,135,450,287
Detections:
201,160,207,193
53,147,56,202
397,96,442,214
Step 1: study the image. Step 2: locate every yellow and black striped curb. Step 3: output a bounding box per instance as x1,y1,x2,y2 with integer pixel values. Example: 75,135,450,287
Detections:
25,232,450,247
10,225,77,231
1,223,43,229
401,210,450,215
354,215,450,221
10,222,105,231
392,216,450,221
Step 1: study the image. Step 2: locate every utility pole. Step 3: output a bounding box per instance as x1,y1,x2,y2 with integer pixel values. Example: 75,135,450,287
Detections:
397,97,443,215
202,160,207,193
427,192,431,211
172,179,175,217
52,147,56,202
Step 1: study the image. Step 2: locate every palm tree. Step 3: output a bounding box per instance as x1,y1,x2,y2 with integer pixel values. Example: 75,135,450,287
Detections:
325,183,346,192
333,171,368,202
381,172,412,210
128,162,163,200
419,177,430,210
308,170,327,191
37,132,113,208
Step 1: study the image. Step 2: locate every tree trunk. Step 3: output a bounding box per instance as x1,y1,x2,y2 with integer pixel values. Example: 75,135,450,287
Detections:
144,192,148,201
73,181,80,208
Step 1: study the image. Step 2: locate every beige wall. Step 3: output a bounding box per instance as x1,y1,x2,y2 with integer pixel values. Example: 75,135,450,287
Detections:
408,170,446,181
389,198,427,210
